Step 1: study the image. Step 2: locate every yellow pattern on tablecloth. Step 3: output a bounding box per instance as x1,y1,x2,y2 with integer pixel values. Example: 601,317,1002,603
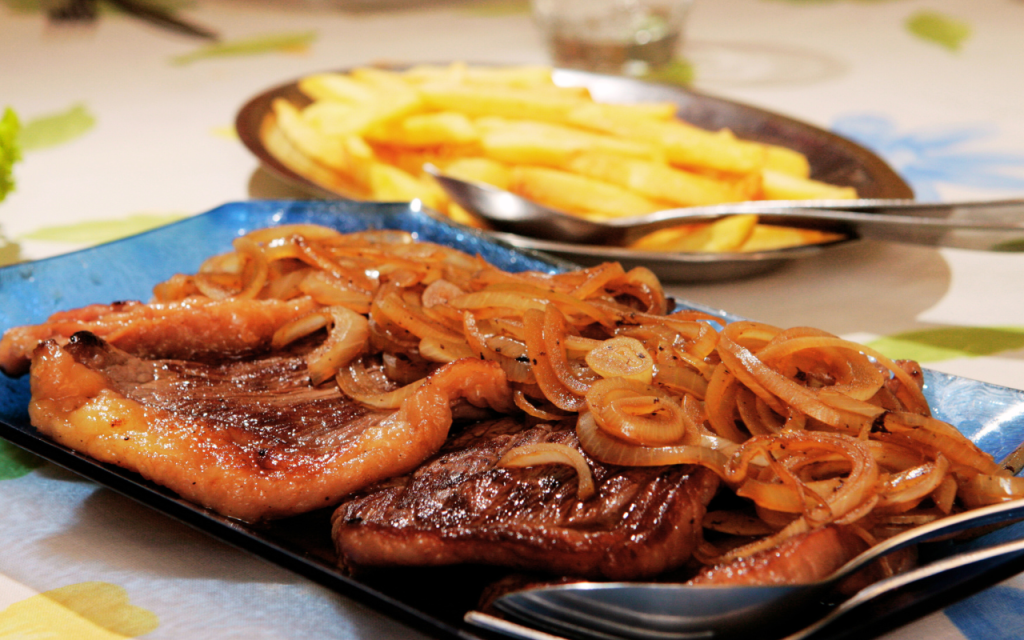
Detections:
0,581,158,639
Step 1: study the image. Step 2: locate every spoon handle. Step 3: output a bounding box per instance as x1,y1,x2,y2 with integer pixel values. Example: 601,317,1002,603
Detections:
728,197,1024,217
465,610,574,640
624,199,1024,250
837,498,1024,581
787,536,1024,640
463,538,1024,640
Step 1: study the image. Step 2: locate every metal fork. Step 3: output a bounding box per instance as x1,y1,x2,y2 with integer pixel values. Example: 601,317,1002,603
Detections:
466,439,1024,640
465,535,1024,640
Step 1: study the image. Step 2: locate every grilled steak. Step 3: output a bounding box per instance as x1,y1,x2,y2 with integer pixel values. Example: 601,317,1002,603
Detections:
27,331,513,522
0,296,319,376
688,527,867,585
689,526,915,589
332,418,720,580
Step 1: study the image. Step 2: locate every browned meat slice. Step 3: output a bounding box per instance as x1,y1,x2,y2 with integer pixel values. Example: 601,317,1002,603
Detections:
687,527,868,586
687,526,914,589
27,332,513,522
331,419,720,581
0,296,319,376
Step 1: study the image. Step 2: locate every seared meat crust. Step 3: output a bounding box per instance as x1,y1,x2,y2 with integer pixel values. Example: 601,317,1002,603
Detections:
332,418,719,580
28,332,512,522
0,296,319,376
688,526,867,585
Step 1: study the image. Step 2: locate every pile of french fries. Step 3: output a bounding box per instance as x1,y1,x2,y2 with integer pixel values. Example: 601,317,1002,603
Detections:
266,62,852,253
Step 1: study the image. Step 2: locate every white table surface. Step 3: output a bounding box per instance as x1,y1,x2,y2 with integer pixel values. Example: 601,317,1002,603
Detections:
2,0,1024,638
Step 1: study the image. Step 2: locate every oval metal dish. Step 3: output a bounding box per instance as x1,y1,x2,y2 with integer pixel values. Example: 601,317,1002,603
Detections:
235,66,912,282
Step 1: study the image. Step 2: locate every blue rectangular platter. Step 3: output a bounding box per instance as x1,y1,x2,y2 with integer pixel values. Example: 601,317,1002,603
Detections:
1,200,1023,640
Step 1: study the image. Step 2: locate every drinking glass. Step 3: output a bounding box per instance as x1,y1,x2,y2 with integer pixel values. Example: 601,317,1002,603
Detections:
530,0,694,76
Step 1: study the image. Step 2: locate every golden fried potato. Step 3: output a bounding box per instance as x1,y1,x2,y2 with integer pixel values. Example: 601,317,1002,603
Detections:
630,215,758,253
401,62,558,89
477,117,657,167
418,84,587,123
264,63,858,253
365,111,478,148
567,152,758,206
761,169,858,200
441,157,513,191
568,108,765,175
298,73,380,104
445,202,490,229
510,166,665,218
273,99,360,174
369,163,446,211
739,224,845,251
764,144,811,179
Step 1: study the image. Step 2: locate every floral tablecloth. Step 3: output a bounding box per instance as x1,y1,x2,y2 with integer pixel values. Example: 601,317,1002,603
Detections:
2,0,1023,638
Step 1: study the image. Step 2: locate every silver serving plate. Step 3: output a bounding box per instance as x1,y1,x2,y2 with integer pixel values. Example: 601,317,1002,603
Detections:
235,66,913,282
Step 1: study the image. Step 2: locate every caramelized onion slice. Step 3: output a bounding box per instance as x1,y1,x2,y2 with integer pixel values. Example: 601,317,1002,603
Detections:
728,432,879,526
881,411,1001,475
585,336,654,383
756,330,886,402
335,356,425,409
543,305,594,395
418,336,476,363
233,236,271,300
577,412,729,476
958,473,1024,509
523,308,585,412
299,271,373,312
586,378,688,446
498,442,596,500
718,326,879,433
875,455,950,511
513,390,570,420
306,306,371,385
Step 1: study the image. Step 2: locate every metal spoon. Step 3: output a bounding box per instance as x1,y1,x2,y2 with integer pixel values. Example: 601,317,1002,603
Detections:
482,497,1024,640
424,165,1024,250
467,535,1024,640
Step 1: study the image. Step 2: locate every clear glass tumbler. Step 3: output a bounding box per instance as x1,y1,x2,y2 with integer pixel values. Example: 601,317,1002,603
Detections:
530,0,694,76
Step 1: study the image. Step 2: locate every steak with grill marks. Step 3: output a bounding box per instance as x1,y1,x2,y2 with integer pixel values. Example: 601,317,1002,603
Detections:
0,296,320,377
26,330,514,522
331,418,720,580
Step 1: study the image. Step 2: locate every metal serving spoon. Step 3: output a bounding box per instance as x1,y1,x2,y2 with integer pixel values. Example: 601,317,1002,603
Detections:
467,534,1024,640
424,165,1024,250
477,497,1024,640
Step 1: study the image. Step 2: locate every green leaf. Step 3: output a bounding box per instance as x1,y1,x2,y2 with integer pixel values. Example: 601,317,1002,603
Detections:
21,213,189,245
906,10,971,51
0,107,21,203
643,59,695,87
989,238,1024,253
0,236,22,266
172,31,318,65
458,0,529,17
0,439,45,481
867,326,1024,363
0,0,45,13
20,103,97,152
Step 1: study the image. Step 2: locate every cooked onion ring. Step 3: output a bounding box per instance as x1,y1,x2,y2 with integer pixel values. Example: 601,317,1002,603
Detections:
148,223,1009,565
498,442,596,500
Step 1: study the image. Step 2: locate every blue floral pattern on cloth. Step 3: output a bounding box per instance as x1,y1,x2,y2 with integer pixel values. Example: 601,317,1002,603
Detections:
831,114,1024,200
830,114,1024,638
946,585,1024,640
